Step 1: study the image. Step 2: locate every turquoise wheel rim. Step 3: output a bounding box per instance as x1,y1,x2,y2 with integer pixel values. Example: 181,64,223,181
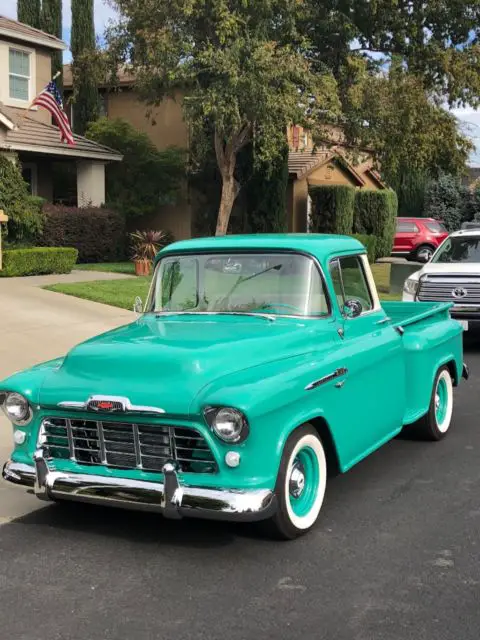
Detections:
289,446,320,517
435,376,448,425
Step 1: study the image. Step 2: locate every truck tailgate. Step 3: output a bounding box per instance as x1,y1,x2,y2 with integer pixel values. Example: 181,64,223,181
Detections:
381,301,453,329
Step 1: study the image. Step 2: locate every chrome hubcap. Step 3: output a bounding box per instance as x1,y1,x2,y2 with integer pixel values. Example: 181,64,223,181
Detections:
435,394,440,410
289,461,306,498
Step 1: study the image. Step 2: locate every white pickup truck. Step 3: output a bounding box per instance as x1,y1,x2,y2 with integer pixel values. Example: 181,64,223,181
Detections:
403,228,480,332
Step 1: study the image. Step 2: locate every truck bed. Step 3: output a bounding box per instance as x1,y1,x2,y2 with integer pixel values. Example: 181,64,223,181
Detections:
381,301,453,329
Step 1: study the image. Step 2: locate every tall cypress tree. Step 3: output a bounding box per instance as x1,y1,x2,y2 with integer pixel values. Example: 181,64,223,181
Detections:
41,0,63,92
71,0,99,136
17,0,41,29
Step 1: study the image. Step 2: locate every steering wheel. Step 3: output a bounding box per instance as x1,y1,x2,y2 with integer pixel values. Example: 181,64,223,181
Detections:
251,302,304,314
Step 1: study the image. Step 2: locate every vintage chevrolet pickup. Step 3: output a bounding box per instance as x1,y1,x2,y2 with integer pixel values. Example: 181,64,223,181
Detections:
1,235,469,539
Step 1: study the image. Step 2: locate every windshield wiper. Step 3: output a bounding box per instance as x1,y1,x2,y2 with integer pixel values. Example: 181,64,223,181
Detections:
216,263,283,309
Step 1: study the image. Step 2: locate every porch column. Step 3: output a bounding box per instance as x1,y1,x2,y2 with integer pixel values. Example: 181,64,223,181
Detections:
77,161,106,207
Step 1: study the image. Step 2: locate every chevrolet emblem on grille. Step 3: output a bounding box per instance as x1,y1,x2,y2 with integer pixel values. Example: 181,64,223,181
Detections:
87,398,125,413
452,287,468,299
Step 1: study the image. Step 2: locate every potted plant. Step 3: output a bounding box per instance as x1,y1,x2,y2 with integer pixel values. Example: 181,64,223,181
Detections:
130,230,172,276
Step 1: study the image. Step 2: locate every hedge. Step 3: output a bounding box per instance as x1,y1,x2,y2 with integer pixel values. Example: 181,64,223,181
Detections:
350,234,377,263
39,205,126,263
0,247,78,277
354,190,398,260
309,185,355,235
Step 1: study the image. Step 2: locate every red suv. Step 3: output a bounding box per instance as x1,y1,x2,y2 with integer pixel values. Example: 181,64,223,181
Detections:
393,217,449,262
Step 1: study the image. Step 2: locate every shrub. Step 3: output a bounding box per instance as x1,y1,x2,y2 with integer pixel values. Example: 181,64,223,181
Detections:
350,234,377,263
86,118,186,218
309,185,355,235
40,205,126,263
129,230,173,261
0,155,44,243
0,247,78,277
423,174,462,231
245,145,289,233
354,190,398,259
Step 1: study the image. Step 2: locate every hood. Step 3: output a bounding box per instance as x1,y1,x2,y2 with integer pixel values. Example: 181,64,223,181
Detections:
412,263,480,279
38,315,324,414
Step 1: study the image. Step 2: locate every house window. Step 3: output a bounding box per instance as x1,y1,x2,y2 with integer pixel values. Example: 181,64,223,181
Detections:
9,48,31,102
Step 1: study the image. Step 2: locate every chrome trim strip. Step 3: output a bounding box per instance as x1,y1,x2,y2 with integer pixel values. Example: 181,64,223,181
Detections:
305,367,348,391
58,395,166,415
2,455,277,523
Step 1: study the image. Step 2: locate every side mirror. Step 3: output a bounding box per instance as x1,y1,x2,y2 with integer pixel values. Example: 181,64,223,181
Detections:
343,299,363,319
134,296,143,315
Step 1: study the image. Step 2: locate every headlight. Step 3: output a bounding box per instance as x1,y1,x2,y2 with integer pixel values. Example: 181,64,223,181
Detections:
2,392,32,425
403,278,419,296
205,407,249,443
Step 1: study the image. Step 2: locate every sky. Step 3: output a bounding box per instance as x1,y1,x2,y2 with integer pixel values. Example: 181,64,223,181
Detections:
3,0,480,165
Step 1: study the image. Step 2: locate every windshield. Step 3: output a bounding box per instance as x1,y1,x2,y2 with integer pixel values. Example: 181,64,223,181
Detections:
148,253,330,317
432,236,480,263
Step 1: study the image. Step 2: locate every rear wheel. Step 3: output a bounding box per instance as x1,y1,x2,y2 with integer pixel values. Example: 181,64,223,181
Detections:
264,425,327,540
413,244,435,263
410,367,454,440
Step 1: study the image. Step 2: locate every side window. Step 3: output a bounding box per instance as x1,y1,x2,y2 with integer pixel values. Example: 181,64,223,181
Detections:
330,256,373,315
397,221,419,233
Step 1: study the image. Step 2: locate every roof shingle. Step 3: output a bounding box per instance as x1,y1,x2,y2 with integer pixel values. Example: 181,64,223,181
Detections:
0,104,122,162
0,15,67,50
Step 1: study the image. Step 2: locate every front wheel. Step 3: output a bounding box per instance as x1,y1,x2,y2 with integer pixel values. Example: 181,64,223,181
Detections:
265,425,327,540
411,366,454,440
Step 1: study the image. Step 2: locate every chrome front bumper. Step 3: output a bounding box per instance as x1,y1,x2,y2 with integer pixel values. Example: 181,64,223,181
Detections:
2,451,276,523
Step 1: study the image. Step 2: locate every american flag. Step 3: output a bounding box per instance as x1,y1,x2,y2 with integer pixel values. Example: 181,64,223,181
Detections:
32,80,75,146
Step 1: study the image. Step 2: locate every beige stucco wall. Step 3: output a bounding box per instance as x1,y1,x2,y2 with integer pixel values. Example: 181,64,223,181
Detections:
307,162,355,187
107,90,189,151
290,178,309,233
130,201,193,241
0,37,52,125
361,172,381,190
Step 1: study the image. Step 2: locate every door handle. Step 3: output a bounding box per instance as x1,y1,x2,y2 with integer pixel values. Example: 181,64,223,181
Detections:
305,368,348,391
376,317,392,325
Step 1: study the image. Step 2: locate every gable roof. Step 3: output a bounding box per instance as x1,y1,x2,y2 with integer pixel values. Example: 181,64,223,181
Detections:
0,104,122,162
0,15,67,51
63,64,136,89
288,150,366,187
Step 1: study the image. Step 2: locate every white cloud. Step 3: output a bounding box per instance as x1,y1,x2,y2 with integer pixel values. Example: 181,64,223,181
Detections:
1,0,117,38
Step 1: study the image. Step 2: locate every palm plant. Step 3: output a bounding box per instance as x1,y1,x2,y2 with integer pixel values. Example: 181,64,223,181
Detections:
129,230,172,275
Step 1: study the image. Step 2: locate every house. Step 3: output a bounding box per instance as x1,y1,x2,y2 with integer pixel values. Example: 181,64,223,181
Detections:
287,125,387,232
63,66,385,237
0,16,122,207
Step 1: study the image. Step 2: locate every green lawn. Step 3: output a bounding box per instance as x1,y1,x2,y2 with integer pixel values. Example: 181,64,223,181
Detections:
44,261,399,310
74,262,136,275
45,277,152,311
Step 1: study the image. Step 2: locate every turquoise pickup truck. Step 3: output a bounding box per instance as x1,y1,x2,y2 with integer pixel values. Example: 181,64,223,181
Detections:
1,235,468,539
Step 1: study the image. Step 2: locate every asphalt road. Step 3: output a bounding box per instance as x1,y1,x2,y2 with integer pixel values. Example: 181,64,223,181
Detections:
1,338,480,640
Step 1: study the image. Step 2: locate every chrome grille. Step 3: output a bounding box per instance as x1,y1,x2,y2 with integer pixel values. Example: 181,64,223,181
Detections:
41,418,217,474
417,277,480,304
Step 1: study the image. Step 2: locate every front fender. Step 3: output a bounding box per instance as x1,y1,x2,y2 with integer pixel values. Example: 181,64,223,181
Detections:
0,358,65,405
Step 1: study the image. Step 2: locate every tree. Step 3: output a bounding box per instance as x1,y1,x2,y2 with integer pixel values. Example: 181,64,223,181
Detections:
106,0,339,235
303,0,480,107
86,117,186,217
71,0,99,135
0,155,44,244
424,174,462,231
41,0,63,91
340,60,473,192
17,0,41,29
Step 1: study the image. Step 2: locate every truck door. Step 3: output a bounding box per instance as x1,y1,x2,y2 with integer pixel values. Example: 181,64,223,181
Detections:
329,255,406,467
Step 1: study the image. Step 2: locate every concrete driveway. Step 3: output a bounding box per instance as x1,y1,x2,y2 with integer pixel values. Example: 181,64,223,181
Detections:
0,271,135,522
